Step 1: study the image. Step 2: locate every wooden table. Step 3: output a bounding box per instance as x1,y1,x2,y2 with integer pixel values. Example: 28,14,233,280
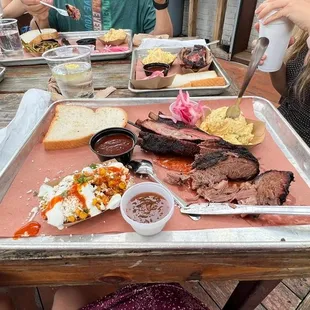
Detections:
1,58,310,310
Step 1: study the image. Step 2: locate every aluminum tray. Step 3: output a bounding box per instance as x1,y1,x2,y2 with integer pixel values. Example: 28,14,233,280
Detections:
0,30,132,66
128,47,231,96
0,96,310,251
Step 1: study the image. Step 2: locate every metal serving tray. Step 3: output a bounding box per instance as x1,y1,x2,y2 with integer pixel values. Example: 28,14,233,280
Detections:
0,96,310,251
128,47,231,96
0,30,132,66
0,67,5,83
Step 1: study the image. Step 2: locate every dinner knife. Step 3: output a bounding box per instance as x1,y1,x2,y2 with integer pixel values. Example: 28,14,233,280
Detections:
180,203,310,216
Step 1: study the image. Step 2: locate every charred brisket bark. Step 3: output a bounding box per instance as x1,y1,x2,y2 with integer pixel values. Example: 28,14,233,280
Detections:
192,149,260,181
255,170,294,205
138,131,200,157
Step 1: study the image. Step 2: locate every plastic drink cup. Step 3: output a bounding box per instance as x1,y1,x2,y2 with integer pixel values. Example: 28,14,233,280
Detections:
43,45,94,98
0,19,23,57
120,182,175,236
258,10,294,72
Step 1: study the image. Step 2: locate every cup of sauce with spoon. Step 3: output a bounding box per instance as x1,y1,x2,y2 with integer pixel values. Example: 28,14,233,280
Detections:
120,182,175,236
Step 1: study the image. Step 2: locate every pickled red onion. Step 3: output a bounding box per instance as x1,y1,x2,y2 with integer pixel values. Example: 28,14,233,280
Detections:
101,45,129,53
169,90,206,125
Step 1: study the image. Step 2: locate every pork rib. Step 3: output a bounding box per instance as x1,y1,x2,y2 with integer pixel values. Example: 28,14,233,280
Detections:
136,119,217,142
138,131,200,157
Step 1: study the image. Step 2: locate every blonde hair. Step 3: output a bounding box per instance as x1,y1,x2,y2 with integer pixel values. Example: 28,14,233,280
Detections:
286,27,310,99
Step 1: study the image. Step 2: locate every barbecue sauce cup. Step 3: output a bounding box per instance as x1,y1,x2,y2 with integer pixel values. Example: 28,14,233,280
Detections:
90,128,137,165
143,63,170,77
76,38,97,49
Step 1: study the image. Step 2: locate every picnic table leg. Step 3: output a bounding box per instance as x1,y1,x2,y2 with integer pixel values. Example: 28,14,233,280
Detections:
222,280,280,310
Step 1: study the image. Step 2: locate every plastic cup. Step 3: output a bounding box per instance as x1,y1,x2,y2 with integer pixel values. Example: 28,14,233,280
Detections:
42,45,94,98
258,10,294,72
0,19,23,57
120,182,175,236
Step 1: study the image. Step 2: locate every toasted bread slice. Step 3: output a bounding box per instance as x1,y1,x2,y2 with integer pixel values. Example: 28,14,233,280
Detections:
191,77,226,87
43,105,128,150
20,29,59,46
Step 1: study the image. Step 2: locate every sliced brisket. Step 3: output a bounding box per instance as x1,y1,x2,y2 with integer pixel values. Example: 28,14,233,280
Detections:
192,149,260,181
255,170,294,205
138,131,200,157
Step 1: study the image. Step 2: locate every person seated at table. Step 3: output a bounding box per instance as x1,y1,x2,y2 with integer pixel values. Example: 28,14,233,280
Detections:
0,283,210,310
256,0,310,147
19,0,173,36
1,0,26,18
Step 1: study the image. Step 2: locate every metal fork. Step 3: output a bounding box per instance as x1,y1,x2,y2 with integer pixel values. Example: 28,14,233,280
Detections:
225,37,269,119
40,1,69,17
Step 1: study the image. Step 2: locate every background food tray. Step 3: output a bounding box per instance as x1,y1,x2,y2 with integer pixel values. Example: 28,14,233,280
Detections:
128,47,231,96
0,96,309,251
0,30,133,66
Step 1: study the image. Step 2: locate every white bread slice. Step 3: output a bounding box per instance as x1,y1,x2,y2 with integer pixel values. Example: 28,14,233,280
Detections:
43,105,128,150
20,29,58,46
169,71,218,88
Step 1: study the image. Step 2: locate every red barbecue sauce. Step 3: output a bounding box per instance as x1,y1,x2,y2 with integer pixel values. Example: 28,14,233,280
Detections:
94,133,134,156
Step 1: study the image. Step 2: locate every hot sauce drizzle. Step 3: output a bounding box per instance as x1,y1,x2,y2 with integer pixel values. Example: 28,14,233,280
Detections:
13,221,41,239
41,195,64,219
69,184,86,209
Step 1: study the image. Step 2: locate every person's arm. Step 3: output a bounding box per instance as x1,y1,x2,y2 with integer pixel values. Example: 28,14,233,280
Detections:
151,0,173,36
30,16,50,29
2,0,26,18
269,64,287,97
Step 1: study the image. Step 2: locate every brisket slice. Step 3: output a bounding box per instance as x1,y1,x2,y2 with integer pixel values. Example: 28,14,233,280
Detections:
166,170,294,206
255,170,294,205
138,131,200,157
192,149,260,182
136,119,218,142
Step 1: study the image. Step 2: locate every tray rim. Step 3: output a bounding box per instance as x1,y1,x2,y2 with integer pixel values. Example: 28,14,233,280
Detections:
0,30,133,66
128,46,231,95
1,95,310,251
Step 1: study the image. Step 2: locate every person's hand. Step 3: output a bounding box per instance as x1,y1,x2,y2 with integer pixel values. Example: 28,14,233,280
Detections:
20,0,52,21
256,0,310,33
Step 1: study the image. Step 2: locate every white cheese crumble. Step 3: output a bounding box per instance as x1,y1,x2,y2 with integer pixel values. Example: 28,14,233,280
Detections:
46,202,65,230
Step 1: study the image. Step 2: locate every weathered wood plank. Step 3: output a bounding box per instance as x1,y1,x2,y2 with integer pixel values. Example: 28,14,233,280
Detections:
283,278,310,300
0,62,132,93
188,0,198,36
2,249,310,287
213,0,228,41
200,280,238,308
182,282,220,310
261,282,301,310
297,291,310,310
